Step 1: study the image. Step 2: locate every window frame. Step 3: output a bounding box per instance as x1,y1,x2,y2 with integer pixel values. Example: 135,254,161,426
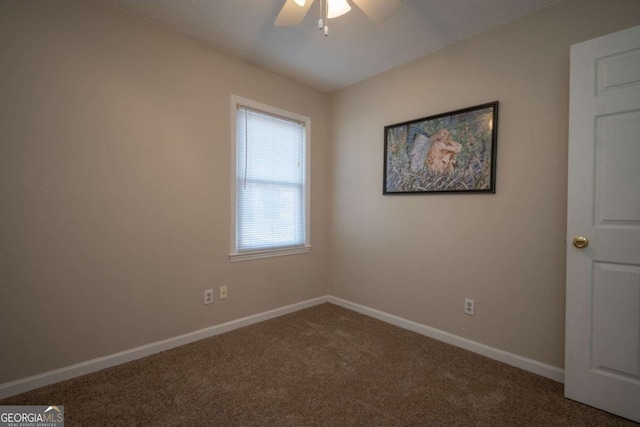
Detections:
230,95,311,262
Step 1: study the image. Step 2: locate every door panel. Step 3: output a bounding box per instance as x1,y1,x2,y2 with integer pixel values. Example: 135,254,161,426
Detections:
592,262,640,378
596,48,640,95
595,111,640,224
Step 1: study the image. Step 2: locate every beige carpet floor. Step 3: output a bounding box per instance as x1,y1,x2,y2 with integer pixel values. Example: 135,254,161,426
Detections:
1,303,637,426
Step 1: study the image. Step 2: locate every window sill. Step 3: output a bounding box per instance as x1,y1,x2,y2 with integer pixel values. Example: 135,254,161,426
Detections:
229,246,311,263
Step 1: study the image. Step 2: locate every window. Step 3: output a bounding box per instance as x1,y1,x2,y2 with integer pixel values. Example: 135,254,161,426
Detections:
230,96,310,262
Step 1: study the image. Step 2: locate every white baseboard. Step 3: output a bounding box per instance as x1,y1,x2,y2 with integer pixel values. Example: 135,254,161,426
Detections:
0,296,329,400
328,296,564,383
1,294,563,400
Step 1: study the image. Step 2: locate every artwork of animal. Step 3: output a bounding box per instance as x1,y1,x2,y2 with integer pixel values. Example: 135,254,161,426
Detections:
425,128,462,174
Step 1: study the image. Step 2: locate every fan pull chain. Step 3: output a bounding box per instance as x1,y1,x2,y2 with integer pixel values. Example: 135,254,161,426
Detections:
317,0,329,36
324,0,329,36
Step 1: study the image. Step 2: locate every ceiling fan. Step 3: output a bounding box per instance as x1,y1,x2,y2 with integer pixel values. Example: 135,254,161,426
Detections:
275,0,402,36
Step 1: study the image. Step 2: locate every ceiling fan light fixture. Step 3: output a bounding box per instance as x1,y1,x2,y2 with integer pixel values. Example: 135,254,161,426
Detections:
327,0,351,19
294,0,306,6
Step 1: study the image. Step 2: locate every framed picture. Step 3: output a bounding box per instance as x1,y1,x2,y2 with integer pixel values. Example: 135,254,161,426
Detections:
383,101,498,194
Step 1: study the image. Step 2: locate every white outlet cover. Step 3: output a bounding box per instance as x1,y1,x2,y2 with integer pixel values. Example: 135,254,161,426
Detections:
464,298,475,315
204,289,214,304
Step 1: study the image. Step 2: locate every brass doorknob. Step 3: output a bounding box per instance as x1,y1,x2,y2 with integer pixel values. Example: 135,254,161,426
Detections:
572,236,589,249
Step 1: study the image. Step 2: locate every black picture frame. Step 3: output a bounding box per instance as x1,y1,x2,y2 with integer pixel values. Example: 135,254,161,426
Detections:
383,101,498,194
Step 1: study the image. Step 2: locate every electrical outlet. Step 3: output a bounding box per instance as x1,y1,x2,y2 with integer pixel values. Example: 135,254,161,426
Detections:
219,285,228,300
464,298,475,316
204,289,214,305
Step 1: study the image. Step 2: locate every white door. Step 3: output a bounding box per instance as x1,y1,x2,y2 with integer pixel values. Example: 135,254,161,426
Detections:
565,24,640,422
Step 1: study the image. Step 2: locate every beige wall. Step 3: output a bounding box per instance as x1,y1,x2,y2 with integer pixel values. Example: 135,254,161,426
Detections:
0,0,329,383
328,0,640,368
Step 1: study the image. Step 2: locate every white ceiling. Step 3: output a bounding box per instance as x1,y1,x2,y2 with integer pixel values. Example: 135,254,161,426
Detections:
98,0,561,92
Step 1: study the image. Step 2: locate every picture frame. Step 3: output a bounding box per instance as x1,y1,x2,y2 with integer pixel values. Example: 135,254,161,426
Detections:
383,101,498,194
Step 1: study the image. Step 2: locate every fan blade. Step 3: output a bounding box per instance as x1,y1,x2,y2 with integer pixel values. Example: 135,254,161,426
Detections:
351,0,402,23
275,0,315,26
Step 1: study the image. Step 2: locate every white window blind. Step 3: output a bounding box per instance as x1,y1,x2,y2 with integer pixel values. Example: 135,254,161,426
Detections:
234,106,307,255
